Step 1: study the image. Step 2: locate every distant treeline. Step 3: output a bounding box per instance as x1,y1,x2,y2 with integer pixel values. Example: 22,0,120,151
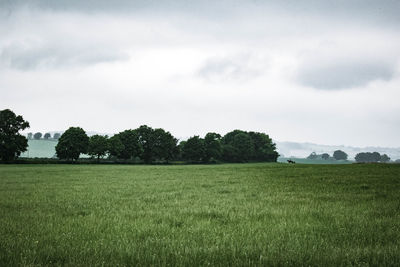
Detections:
355,152,390,163
26,132,60,140
306,151,392,163
0,109,278,163
307,150,348,161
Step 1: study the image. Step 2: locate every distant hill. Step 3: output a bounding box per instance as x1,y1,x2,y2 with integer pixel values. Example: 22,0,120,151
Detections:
275,141,400,161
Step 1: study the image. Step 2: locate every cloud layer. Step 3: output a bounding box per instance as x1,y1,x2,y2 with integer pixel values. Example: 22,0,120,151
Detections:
1,1,399,147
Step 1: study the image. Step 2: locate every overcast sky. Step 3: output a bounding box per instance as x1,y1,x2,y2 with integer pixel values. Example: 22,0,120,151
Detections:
1,0,399,147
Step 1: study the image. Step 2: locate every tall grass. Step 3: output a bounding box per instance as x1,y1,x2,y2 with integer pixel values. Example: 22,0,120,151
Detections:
0,163,399,266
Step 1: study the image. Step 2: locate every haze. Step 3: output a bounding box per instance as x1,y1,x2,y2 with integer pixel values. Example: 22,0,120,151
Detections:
1,0,399,147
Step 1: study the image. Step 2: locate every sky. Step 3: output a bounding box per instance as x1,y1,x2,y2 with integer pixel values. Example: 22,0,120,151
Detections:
1,0,399,147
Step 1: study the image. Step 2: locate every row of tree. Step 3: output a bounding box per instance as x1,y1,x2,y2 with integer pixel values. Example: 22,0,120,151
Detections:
56,127,279,163
307,150,392,163
0,109,279,163
307,150,348,160
27,132,61,140
355,152,390,163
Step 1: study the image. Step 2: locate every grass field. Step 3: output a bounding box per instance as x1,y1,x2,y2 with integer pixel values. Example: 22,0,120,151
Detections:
20,140,58,158
277,157,352,164
0,163,399,266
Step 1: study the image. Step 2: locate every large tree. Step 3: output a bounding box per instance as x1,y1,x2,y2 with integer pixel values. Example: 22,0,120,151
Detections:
136,125,156,163
321,153,330,160
232,132,254,162
134,125,178,163
88,135,109,161
44,133,51,139
203,132,222,162
55,127,89,161
182,136,205,162
0,109,30,162
355,152,382,163
333,150,348,160
307,152,318,160
380,154,390,163
221,130,278,162
33,132,42,140
152,128,178,163
108,135,124,159
248,131,278,162
111,130,141,160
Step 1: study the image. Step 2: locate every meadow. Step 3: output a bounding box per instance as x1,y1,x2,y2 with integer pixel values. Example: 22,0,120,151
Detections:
0,163,399,266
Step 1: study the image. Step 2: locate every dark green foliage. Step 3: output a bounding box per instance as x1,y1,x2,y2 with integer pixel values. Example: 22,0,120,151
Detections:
232,132,254,161
108,135,124,159
380,154,390,163
55,127,89,161
221,129,246,145
33,132,42,140
53,133,61,140
135,125,178,163
152,128,178,162
182,136,205,162
333,150,348,160
248,131,278,162
44,133,51,139
27,132,33,139
203,132,222,162
111,130,141,160
136,125,154,163
87,135,109,161
221,130,278,162
321,153,330,160
371,152,381,162
0,109,30,162
221,144,238,162
307,152,318,159
355,152,388,163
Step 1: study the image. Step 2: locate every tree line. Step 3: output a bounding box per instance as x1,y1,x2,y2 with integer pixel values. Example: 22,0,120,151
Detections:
307,150,392,163
355,152,390,163
27,132,61,140
307,150,348,161
56,127,278,163
0,109,278,163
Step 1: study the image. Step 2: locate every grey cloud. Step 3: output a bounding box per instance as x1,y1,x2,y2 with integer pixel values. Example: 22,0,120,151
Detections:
298,60,396,90
0,42,129,70
2,0,400,27
197,54,265,83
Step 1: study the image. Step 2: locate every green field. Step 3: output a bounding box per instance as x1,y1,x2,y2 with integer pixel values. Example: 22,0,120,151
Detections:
20,140,58,158
277,157,352,164
1,163,399,266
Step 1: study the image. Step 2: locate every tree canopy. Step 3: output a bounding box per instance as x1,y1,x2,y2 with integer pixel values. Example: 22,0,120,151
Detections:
321,153,330,160
333,150,348,160
55,127,89,161
182,136,205,163
87,135,109,161
1,110,279,164
355,152,390,163
33,132,42,140
0,109,30,162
